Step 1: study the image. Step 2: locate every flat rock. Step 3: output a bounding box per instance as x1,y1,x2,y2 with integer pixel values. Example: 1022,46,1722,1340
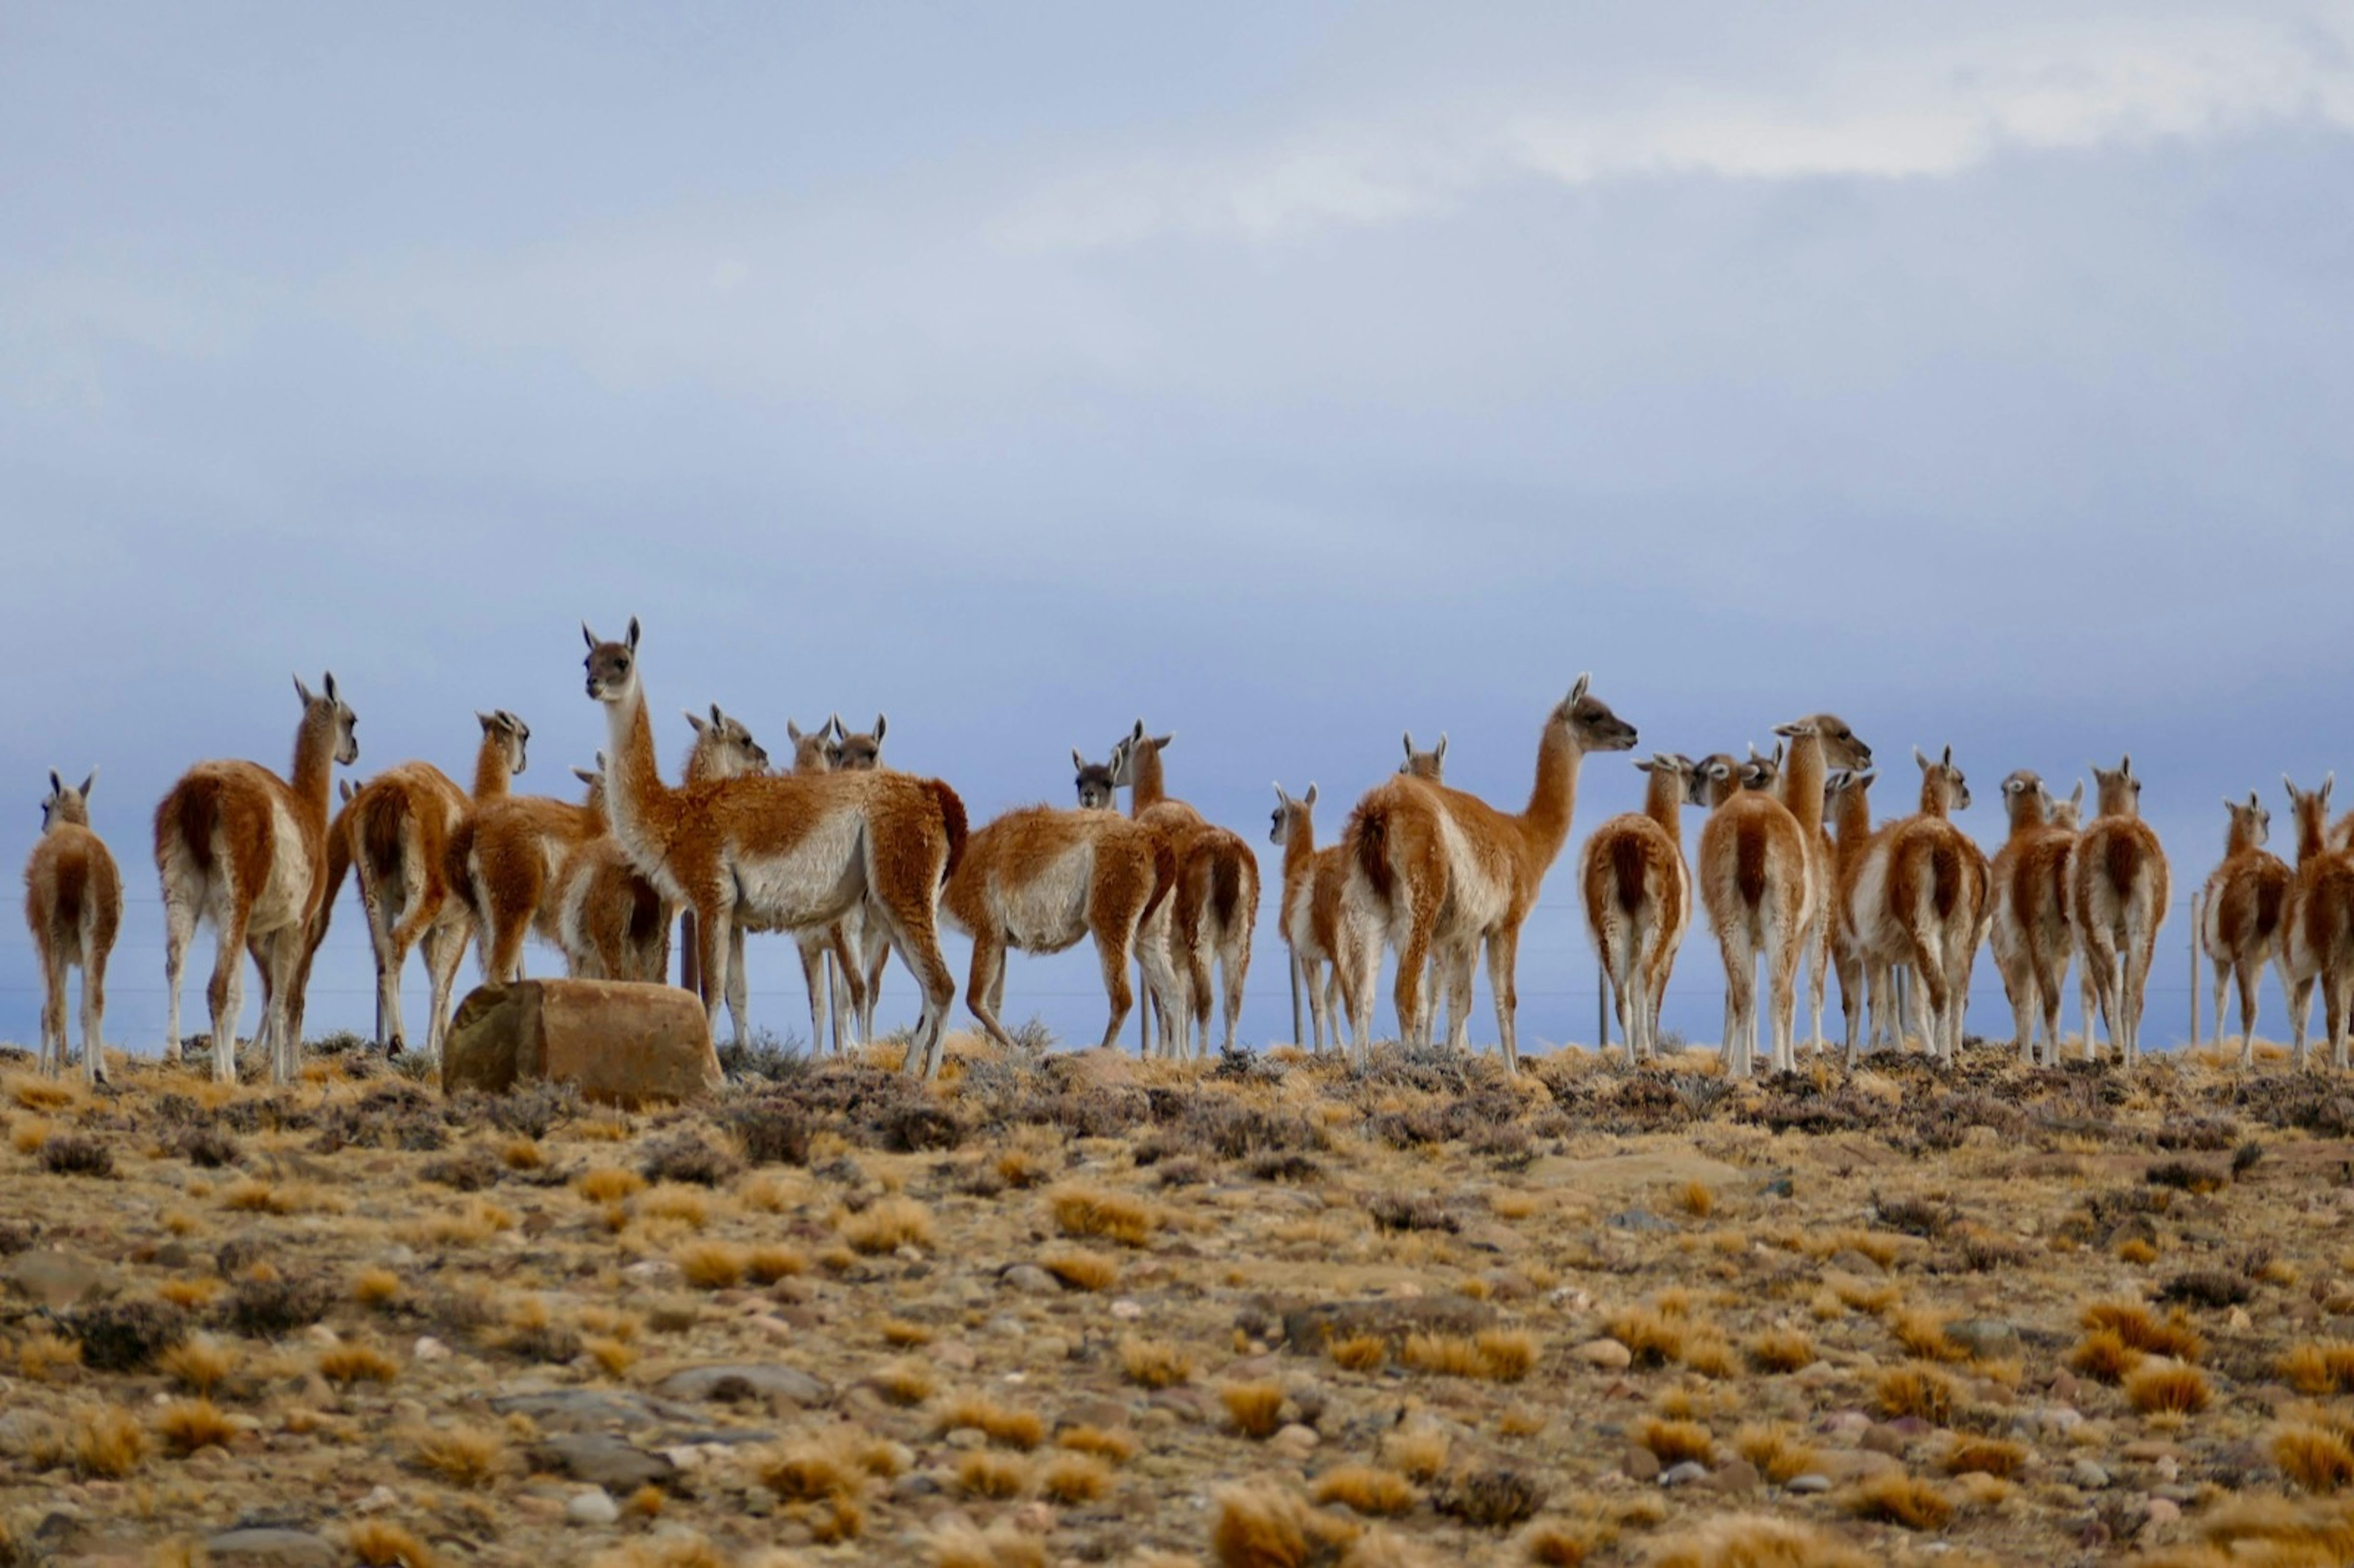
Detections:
2,1251,115,1308
1575,1338,1633,1370
1523,1150,1750,1196
1623,1445,1661,1482
1279,1295,1496,1352
653,1363,831,1409
1660,1461,1710,1487
202,1530,337,1567
1786,1474,1832,1494
490,1388,698,1433
533,1433,675,1493
1710,1459,1760,1494
1000,1265,1061,1296
566,1489,622,1526
443,978,721,1108
2070,1459,2112,1490
1607,1209,1677,1233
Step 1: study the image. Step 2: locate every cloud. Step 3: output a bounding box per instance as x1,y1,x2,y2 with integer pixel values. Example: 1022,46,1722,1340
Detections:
994,10,2354,249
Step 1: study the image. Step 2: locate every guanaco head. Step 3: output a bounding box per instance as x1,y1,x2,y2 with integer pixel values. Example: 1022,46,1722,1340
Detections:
295,672,359,768
2047,780,2084,831
1826,767,1876,835
1739,740,1783,794
40,769,94,832
1772,714,1870,771
1108,721,1175,790
785,719,833,775
337,777,355,806
1554,674,1637,753
1691,753,1741,809
1073,750,1119,811
2090,755,2143,819
2285,773,2336,863
2223,791,2270,856
573,757,607,815
582,618,642,709
1634,753,1696,810
476,709,531,777
1997,769,2046,834
830,713,886,772
1400,732,1447,780
1913,745,1970,815
685,702,768,779
1270,782,1319,848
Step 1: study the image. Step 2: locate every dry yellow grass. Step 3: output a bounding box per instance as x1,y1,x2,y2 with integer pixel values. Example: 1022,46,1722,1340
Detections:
351,1267,402,1308
2277,1424,2354,1492
639,1184,712,1228
842,1197,936,1254
2069,1328,2145,1383
1675,1180,1714,1218
500,1136,544,1170
1398,1330,1535,1380
1119,1335,1194,1389
1210,1482,1360,1568
159,1337,235,1397
1382,1425,1449,1483
1222,1380,1287,1439
674,1239,748,1289
1601,1305,1686,1368
2119,1237,2159,1265
1648,1514,1877,1568
1039,1450,1114,1504
1040,1247,1120,1292
585,1336,638,1379
871,1358,936,1407
2282,1341,2354,1396
577,1166,645,1203
1744,1327,1816,1373
70,1407,148,1479
317,1342,399,1387
937,1395,1046,1450
1056,1425,1138,1464
1844,1472,1954,1531
746,1244,807,1284
954,1450,1029,1499
154,1398,237,1458
341,1520,441,1568
18,1330,82,1381
1946,1436,2027,1477
1875,1365,1962,1425
2082,1300,2207,1362
1312,1464,1416,1517
2126,1360,2212,1415
1048,1184,1159,1247
1331,1333,1388,1372
928,1521,1047,1568
1889,1307,1967,1363
1732,1423,1819,1485
404,1423,509,1488
1636,1418,1714,1464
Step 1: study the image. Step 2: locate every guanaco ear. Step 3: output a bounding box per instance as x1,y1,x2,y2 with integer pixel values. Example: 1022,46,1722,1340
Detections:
1152,733,1175,752
1940,744,1952,768
787,720,806,744
324,672,340,704
78,767,96,800
1304,782,1317,807
684,709,708,735
872,714,887,743
571,766,598,785
1634,757,1655,773
1434,733,1447,763
294,674,313,704
625,617,640,650
1130,719,1146,743
1913,745,1931,772
478,710,497,732
1402,732,1415,760
1072,748,1086,772
1856,768,1876,787
2119,753,2133,777
2068,780,2083,805
582,622,601,650
1707,760,1732,780
2250,790,2262,810
1569,673,1591,704
827,712,844,739
2325,772,2337,806
47,769,62,797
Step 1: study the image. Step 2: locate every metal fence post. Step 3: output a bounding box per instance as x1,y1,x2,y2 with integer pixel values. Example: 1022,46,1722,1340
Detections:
1596,960,1607,1049
2188,890,2202,1049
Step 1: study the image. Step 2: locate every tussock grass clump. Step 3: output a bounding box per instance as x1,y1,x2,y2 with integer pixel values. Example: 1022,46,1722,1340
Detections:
341,1520,441,1568
1399,1328,1539,1382
2082,1300,2206,1363
1733,1423,1819,1485
1745,1327,1816,1373
1843,1473,1954,1531
70,1407,148,1478
1049,1184,1159,1247
1874,1366,1961,1425
404,1423,511,1488
1602,1305,1686,1369
1433,1464,1548,1529
1040,1450,1114,1504
1056,1424,1138,1464
226,1269,337,1339
1119,1334,1194,1389
1312,1464,1415,1517
1945,1437,2027,1478
154,1398,237,1457
842,1197,935,1254
577,1166,645,1204
39,1132,114,1178
1382,1425,1450,1483
882,1317,935,1347
1648,1514,1876,1568
955,1450,1030,1499
2276,1424,2354,1491
158,1275,223,1311
160,1336,236,1396
2068,1328,2145,1384
318,1342,399,1387
638,1184,712,1229
352,1267,403,1308
2281,1341,2354,1396
1331,1333,1388,1372
639,1132,741,1187
1040,1248,1119,1292
1518,1522,1597,1566
1676,1181,1714,1219
18,1328,82,1380
585,1336,638,1379
675,1239,748,1290
1222,1380,1288,1439
1889,1308,1967,1363
927,1521,1048,1568
2126,1360,2212,1415
937,1395,1046,1450
871,1358,936,1406
1211,1482,1359,1567
1636,1418,1714,1465
745,1244,806,1284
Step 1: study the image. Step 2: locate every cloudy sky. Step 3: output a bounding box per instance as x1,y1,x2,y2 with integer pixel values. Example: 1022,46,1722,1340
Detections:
7,2,2353,1057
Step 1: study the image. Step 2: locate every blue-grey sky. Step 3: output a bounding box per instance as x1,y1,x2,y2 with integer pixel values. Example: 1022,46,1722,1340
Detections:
8,2,2354,1055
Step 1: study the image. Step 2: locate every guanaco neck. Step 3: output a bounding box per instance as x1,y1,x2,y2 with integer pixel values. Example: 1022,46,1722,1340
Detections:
2295,801,2331,866
1782,731,1827,837
1641,769,1683,839
2223,815,2261,859
600,683,672,858
1918,773,1953,821
790,736,829,777
2002,790,2043,844
472,731,514,802
1833,781,1874,858
2097,777,2138,819
288,704,338,830
1518,717,1586,864
1129,743,1172,816
1281,812,1315,897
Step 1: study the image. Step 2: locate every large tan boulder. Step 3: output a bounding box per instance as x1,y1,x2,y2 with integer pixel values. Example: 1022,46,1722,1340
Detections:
441,980,721,1108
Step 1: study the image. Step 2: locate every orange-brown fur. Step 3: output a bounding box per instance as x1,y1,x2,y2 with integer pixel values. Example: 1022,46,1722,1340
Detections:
674,704,770,1008
1988,771,2078,1065
155,674,358,1084
23,771,121,1084
1699,714,1869,1076
1341,677,1637,1068
342,710,527,1056
1271,783,1360,1054
582,620,968,1078
946,764,1176,1052
1854,747,1987,1063
2067,756,2171,1064
2280,776,2354,1069
2201,791,2291,1063
1823,768,1876,1057
1400,733,1447,782
1111,724,1260,1058
1745,741,1841,1054
450,775,606,987
1579,754,1693,1062
552,763,674,984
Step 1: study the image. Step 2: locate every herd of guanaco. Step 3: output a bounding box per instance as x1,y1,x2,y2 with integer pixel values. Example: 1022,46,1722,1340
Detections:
21,621,2354,1086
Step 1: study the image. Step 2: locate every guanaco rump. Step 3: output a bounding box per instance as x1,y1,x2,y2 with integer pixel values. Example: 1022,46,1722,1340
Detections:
1579,753,1694,1063
1988,771,2079,1065
1841,747,1986,1063
2280,775,2354,1069
2200,791,2291,1061
2068,756,2171,1065
155,674,358,1084
582,620,967,1077
1108,724,1260,1057
1271,782,1363,1054
1699,714,1868,1077
24,770,121,1084
1342,677,1637,1068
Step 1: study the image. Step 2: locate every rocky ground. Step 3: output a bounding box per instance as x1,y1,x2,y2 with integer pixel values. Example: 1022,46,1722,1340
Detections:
6,1030,2354,1568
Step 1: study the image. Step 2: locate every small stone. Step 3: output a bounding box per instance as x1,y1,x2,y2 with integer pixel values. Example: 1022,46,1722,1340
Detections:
1001,1266,1059,1296
355,1486,398,1515
2144,1496,2182,1532
1786,1474,1832,1494
1660,1461,1710,1487
743,1485,777,1518
946,1428,986,1450
1820,1410,1873,1439
1710,1459,1760,1494
1945,1320,2019,1360
1268,1425,1319,1461
2228,1307,2252,1331
1575,1338,1633,1370
1623,1445,1661,1482
1861,1426,1908,1456
930,1341,978,1371
413,1337,449,1361
565,1491,620,1527
2070,1459,2112,1490
1607,1209,1676,1233
200,1529,337,1567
